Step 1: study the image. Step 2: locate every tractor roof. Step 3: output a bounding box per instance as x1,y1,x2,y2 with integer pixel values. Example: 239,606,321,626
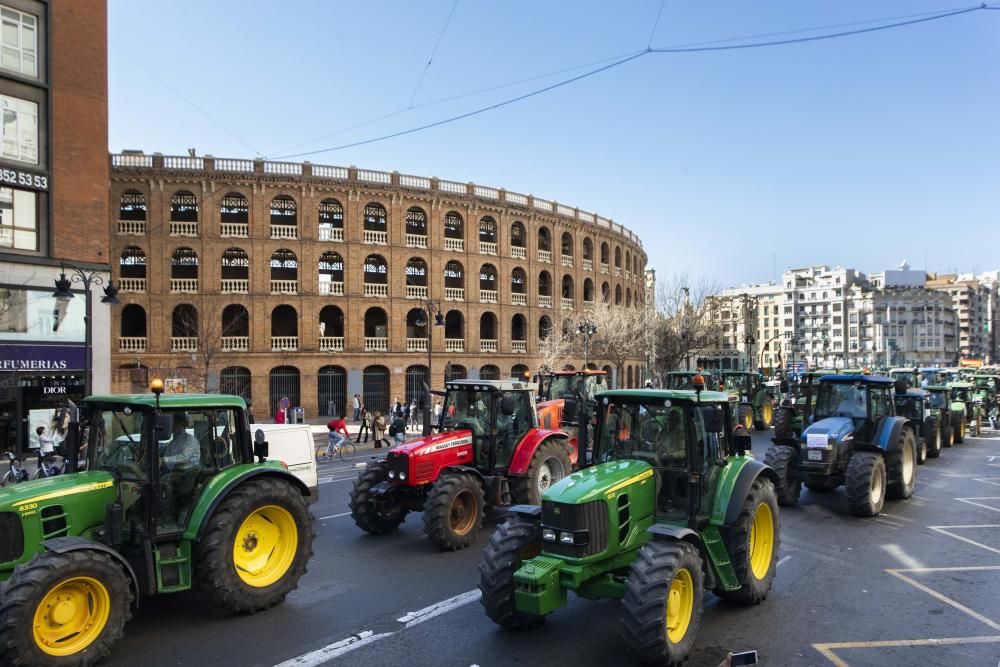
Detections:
84,394,248,409
597,388,731,403
819,374,893,384
445,379,537,392
948,381,974,388
925,385,950,391
896,388,928,398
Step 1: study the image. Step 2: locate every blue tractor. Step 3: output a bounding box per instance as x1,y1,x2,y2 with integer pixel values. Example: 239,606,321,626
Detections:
764,375,917,517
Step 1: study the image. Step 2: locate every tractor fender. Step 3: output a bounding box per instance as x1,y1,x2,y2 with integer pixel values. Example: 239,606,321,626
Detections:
646,524,716,590
874,416,910,451
508,429,571,475
506,504,542,519
43,536,140,607
185,464,309,541
719,459,780,526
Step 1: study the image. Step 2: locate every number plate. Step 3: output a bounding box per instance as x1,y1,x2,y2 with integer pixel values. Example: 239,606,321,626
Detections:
807,450,823,461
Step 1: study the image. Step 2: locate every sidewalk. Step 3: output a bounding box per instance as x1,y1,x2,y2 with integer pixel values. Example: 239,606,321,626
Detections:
308,420,426,458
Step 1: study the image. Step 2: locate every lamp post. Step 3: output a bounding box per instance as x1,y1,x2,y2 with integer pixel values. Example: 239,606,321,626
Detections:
576,318,597,369
413,298,445,436
784,331,802,377
53,264,120,398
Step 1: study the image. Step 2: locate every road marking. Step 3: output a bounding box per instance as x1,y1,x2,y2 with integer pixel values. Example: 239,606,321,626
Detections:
887,567,1000,631
317,511,351,520
954,497,1000,513
814,635,1000,667
929,524,1000,555
880,544,924,570
319,476,357,485
397,589,482,629
974,477,1000,487
273,630,394,667
776,555,791,567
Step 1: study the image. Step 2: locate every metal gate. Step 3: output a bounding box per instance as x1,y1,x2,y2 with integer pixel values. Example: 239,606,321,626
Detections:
362,366,389,416
479,365,499,380
318,365,347,417
220,367,251,403
445,364,467,382
405,365,428,406
269,366,301,418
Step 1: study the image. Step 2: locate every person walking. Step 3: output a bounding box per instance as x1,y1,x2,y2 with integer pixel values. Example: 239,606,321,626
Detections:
356,408,371,443
274,407,286,424
402,401,410,429
390,413,407,446
372,411,389,448
433,400,442,422
352,394,361,421
409,400,419,430
392,396,402,420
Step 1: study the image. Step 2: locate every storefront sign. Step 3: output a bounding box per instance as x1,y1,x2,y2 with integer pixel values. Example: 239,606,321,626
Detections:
0,344,85,371
0,167,48,191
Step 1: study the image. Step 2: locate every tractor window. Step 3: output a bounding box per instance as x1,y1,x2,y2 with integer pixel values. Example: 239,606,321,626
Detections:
94,408,147,481
929,392,947,410
442,390,492,437
893,397,922,421
814,383,866,420
870,389,889,419
495,391,534,469
549,376,575,399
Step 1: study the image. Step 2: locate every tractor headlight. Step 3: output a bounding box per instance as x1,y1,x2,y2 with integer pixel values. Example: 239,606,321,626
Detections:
399,471,407,481
388,470,396,479
559,532,575,545
542,528,557,542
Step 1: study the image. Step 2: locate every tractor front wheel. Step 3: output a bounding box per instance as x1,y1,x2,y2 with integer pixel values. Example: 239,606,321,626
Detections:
887,429,917,500
478,515,544,630
753,399,774,431
423,472,485,551
845,451,886,517
716,477,779,604
738,405,754,431
955,418,965,444
763,445,800,506
511,439,572,505
350,462,408,535
773,404,795,440
944,424,955,448
622,540,704,667
0,550,132,666
926,419,942,459
196,477,314,613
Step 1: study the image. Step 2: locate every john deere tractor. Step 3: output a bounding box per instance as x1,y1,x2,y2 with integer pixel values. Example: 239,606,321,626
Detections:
892,385,942,463
479,385,780,666
948,381,981,438
926,385,962,447
664,370,718,391
772,370,836,442
0,385,314,665
721,371,775,431
765,374,917,517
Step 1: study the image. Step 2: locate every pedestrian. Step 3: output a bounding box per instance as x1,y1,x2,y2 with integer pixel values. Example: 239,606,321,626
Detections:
409,400,419,430
433,400,442,422
990,403,998,430
402,401,410,428
324,415,350,461
372,411,389,448
274,407,286,424
392,396,402,420
390,413,407,446
36,426,55,461
352,394,361,422
356,408,370,443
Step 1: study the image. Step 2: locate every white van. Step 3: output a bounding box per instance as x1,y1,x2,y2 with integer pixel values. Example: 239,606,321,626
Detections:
253,424,319,503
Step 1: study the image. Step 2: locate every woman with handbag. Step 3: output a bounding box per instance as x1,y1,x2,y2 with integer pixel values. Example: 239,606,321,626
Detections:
372,411,389,448
356,408,371,443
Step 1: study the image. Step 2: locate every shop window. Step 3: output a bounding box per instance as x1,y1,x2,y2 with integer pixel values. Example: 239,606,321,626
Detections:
0,186,36,250
0,94,37,163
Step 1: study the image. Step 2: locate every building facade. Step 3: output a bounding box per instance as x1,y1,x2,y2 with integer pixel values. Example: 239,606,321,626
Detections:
0,0,110,456
926,272,997,364
108,153,647,418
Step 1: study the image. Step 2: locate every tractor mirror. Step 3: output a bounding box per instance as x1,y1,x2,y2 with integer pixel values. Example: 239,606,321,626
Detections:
700,405,723,433
500,395,517,416
734,433,752,455
154,414,174,441
562,397,579,423
253,428,269,461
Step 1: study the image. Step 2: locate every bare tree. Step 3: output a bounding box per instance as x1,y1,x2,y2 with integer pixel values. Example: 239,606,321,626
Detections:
651,272,722,382
536,308,579,374
587,301,653,387
168,298,248,393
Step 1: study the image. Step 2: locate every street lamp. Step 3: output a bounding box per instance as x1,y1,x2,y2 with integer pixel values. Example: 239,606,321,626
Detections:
575,318,597,369
413,299,445,436
53,263,120,398
783,331,802,377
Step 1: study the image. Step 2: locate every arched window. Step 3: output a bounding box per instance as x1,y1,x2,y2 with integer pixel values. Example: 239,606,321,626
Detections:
444,260,464,289
171,248,198,290
270,249,298,292
602,364,613,386
539,315,553,341
319,199,344,241
479,216,497,251
270,195,297,229
561,232,573,257
318,251,344,294
270,305,298,337
479,365,500,381
364,307,388,338
318,365,347,417
220,367,251,403
511,314,527,341
172,304,198,338
364,202,387,231
363,254,388,285
562,275,574,301
614,246,622,268
510,221,526,248
615,285,623,305
269,366,300,417
627,366,633,388
600,242,610,266
119,246,146,280
582,237,594,261
406,207,427,238
511,267,527,295
221,247,249,281
538,271,551,296
222,304,249,338
601,281,610,303
445,363,467,382
583,278,595,302
119,190,146,221
479,263,497,299
480,312,498,344
511,363,529,380
220,192,248,224
444,211,463,238
625,251,631,274
120,304,146,338
406,308,427,340
319,305,344,339
626,288,632,307
170,191,198,222
363,365,390,415
444,310,464,341
405,365,428,407
537,226,551,252
406,257,427,287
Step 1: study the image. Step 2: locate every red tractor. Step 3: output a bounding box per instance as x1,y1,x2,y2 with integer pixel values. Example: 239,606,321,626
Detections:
350,380,575,550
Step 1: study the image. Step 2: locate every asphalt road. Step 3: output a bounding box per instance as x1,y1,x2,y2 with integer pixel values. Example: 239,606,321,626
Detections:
102,428,1000,667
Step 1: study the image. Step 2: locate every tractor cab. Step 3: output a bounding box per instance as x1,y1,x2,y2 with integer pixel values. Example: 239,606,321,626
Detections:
810,375,895,440
438,380,537,471
665,370,717,391
720,371,775,431
535,369,607,431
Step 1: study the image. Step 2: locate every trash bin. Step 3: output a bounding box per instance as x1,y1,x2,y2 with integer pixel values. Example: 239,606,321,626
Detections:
290,407,305,424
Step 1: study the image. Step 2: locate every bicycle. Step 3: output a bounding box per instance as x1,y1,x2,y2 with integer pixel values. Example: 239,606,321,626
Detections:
320,436,355,463
1,450,29,486
31,452,64,479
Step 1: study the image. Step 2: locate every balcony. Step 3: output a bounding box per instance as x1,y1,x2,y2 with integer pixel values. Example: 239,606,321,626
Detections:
320,336,345,352
364,230,388,245
445,338,464,353
220,223,248,238
511,340,527,354
480,241,498,256
561,255,573,267
271,336,298,352
170,278,199,293
119,278,145,293
407,338,428,352
445,287,465,301
171,337,197,352
118,337,147,353
582,259,593,272
480,289,498,304
511,293,527,306
270,224,298,240
364,283,388,298
365,337,388,352
319,281,345,296
118,220,145,235
319,226,344,242
169,221,198,236
221,336,249,352
561,298,574,310
444,238,464,252
600,263,609,274
221,279,249,294
406,233,428,249
406,285,428,299
480,339,498,353
270,280,298,294
615,267,622,277
538,295,552,308
511,246,527,260
538,250,552,263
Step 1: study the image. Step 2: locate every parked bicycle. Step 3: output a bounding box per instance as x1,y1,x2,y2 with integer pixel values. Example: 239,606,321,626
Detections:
31,452,64,479
1,450,29,486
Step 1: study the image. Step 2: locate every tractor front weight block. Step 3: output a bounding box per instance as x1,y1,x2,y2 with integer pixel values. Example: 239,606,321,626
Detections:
513,556,567,615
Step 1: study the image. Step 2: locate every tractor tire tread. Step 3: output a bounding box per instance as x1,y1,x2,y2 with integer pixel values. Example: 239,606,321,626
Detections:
763,444,800,506
422,472,485,551
886,428,917,500
845,451,885,517
349,462,408,535
715,478,780,605
478,516,545,630
510,439,572,505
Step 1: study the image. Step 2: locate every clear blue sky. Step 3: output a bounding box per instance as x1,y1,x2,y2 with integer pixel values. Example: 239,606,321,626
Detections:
108,1,1000,289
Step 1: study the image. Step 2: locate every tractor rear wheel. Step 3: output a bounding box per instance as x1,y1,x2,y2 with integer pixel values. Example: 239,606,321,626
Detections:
753,399,774,431
944,423,955,448
511,439,572,505
349,462,408,535
196,477,314,613
478,515,545,630
845,451,886,517
763,444,800,506
423,472,485,551
0,550,132,666
955,418,965,444
887,429,917,500
773,405,794,440
738,405,754,431
621,540,704,667
926,419,942,459
716,477,779,604
804,476,839,493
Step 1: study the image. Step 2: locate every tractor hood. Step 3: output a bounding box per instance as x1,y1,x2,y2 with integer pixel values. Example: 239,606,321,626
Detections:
390,429,474,457
803,417,854,444
543,458,654,505
0,471,116,511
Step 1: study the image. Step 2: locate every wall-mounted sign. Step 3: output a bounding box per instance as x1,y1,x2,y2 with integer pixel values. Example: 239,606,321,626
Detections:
0,344,85,371
0,167,48,191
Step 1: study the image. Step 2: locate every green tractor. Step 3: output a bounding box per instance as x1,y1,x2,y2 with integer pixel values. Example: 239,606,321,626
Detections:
948,381,982,438
664,370,717,391
926,385,961,447
772,370,835,442
720,371,775,431
479,386,780,666
971,374,999,428
0,386,314,665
